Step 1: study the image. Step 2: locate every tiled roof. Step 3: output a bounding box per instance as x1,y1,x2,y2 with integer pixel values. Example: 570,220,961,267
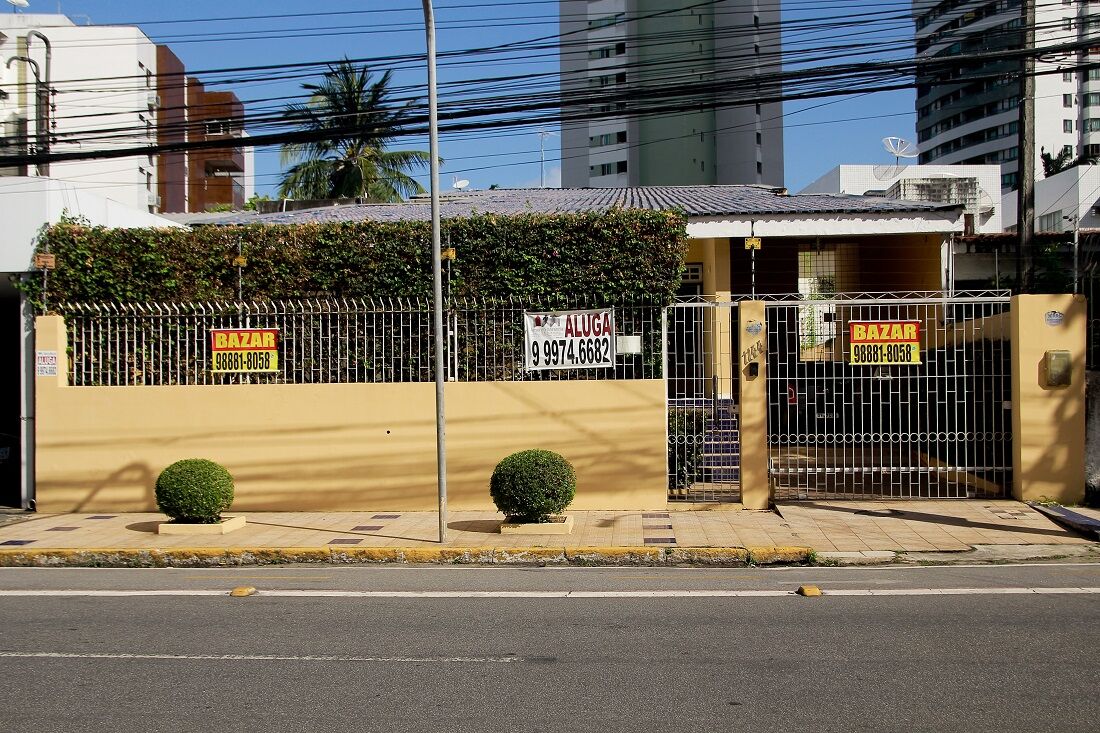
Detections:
199,185,959,226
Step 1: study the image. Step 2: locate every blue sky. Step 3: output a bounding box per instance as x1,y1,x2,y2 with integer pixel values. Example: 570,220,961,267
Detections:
26,0,917,194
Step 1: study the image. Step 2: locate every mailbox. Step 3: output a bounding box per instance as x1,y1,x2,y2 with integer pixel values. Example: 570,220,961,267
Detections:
1044,350,1071,387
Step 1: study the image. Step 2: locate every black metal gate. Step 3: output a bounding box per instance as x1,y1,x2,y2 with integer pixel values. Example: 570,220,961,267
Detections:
765,296,1012,499
665,301,741,502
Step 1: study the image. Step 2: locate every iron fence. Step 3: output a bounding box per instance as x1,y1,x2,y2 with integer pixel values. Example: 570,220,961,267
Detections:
765,296,1013,500
55,296,663,386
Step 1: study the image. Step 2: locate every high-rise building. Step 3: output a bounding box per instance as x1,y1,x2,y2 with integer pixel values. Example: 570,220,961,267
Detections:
913,0,1078,192
0,13,249,213
559,0,783,188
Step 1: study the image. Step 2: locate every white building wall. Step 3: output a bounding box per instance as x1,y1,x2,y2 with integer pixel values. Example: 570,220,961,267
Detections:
1001,164,1100,231
799,164,1002,232
0,176,181,273
0,16,158,212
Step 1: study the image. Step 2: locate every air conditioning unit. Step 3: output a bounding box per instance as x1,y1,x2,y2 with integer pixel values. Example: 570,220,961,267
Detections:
147,93,160,109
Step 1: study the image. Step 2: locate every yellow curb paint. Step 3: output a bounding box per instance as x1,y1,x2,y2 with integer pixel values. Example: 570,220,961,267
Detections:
229,586,257,597
666,547,750,565
564,546,663,564
797,585,822,597
747,546,814,565
493,548,568,564
330,547,402,564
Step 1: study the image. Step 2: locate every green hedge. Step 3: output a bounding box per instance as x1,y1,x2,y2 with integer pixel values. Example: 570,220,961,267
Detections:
490,449,577,523
22,210,688,308
155,458,235,524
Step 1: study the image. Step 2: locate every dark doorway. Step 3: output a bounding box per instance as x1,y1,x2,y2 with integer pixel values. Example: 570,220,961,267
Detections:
0,278,23,507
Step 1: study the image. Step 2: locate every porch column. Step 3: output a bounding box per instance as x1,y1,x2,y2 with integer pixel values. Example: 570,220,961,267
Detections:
1010,294,1085,503
739,300,770,509
701,238,733,398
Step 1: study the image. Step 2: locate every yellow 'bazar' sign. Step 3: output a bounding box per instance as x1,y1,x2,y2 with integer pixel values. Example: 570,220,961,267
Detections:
849,320,921,365
210,328,279,373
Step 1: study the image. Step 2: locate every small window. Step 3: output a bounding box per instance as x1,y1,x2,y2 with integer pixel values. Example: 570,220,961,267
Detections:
1064,71,1075,82
756,161,763,175
756,132,762,145
616,160,628,174
1064,94,1075,107
1065,119,1075,133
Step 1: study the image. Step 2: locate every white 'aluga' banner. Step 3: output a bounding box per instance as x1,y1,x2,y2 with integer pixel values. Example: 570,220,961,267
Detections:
524,308,616,371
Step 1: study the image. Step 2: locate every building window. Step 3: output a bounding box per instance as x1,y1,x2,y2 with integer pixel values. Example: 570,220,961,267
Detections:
1063,144,1075,157
588,131,626,147
757,161,763,174
1065,119,1075,133
1064,71,1075,82
1085,93,1100,107
1038,210,1064,232
756,131,762,144
1064,94,1075,107
587,41,627,60
1085,118,1100,132
587,13,624,30
1002,172,1018,189
589,160,628,177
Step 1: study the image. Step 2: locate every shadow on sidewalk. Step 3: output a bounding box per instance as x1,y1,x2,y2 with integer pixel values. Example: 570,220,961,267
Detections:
785,502,1080,539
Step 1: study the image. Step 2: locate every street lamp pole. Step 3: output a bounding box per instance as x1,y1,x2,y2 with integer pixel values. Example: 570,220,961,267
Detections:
421,0,447,543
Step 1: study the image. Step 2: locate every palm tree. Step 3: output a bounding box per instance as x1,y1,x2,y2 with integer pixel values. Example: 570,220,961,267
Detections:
278,61,429,202
1041,145,1099,178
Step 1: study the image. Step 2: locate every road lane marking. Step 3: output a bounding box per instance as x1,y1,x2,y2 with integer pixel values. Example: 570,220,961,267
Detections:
0,588,1098,598
0,651,520,663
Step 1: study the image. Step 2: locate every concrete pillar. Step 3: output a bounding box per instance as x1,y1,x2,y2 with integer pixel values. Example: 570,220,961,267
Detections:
1010,294,1085,503
700,238,734,398
738,300,769,509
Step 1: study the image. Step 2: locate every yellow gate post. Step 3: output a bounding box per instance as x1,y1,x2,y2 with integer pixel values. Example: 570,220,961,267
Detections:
1010,294,1086,503
738,301,770,509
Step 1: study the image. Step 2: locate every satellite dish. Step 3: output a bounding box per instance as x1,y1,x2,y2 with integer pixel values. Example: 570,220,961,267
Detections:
452,176,470,190
7,0,30,9
883,136,919,161
873,137,919,181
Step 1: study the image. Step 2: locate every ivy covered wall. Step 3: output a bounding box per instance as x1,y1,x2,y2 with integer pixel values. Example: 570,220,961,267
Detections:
22,210,689,308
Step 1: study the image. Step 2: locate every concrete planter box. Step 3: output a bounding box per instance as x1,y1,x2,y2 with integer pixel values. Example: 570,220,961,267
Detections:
157,515,246,535
499,515,573,535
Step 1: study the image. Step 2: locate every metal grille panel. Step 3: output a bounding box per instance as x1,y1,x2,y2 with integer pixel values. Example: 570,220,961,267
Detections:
766,297,1012,500
56,297,661,386
665,302,741,502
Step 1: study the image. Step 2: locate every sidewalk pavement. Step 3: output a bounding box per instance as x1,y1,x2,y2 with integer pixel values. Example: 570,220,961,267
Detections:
0,499,1096,567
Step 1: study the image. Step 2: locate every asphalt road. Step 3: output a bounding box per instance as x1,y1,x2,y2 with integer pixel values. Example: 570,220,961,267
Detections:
1,565,1098,733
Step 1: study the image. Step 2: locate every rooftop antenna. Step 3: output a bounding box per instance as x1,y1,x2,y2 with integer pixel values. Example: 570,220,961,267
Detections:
874,136,920,181
451,176,469,191
7,0,30,12
537,129,557,188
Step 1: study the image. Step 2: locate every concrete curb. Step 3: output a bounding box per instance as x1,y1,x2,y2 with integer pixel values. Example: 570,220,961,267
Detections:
0,545,814,568
1028,503,1100,541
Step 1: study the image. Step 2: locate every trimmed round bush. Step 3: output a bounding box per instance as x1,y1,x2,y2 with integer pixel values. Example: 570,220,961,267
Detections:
155,459,235,524
490,449,576,523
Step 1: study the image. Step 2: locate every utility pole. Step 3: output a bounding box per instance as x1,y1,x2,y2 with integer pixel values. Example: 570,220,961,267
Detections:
421,0,448,543
1016,0,1035,293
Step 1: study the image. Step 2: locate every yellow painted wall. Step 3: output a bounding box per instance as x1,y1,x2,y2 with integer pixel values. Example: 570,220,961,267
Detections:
857,234,943,292
34,317,667,513
1010,294,1086,503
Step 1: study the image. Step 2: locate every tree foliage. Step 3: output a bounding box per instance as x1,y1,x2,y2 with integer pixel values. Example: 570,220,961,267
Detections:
22,210,689,309
278,61,430,202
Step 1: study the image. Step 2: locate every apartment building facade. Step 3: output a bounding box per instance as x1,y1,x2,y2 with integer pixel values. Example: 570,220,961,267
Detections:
1,13,249,213
913,0,1082,192
559,0,783,188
